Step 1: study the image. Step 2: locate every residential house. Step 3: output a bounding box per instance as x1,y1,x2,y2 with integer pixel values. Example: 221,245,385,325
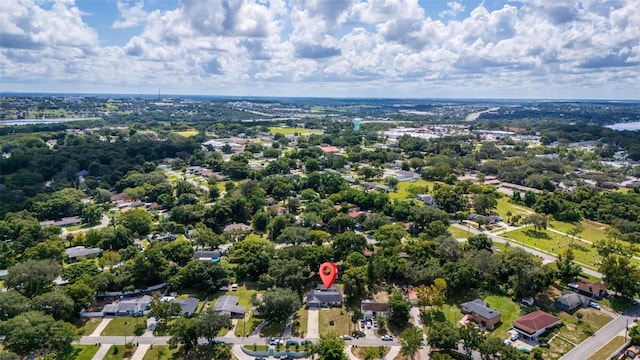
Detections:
460,299,501,330
568,280,608,300
306,285,343,309
626,345,640,359
0,269,8,280
214,295,246,318
65,246,103,263
268,205,287,216
319,146,341,154
102,295,152,316
40,216,83,228
394,170,420,182
223,223,252,233
416,194,437,207
554,292,590,312
177,297,200,317
513,310,561,341
361,300,389,321
193,250,222,262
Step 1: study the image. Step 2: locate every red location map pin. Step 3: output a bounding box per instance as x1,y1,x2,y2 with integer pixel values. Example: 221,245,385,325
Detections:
319,262,338,289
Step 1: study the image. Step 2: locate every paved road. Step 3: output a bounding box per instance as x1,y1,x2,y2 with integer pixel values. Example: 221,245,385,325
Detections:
61,214,111,237
559,305,640,360
450,222,604,278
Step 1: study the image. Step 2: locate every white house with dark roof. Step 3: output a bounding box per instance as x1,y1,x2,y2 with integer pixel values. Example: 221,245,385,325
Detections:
214,295,246,318
65,246,102,263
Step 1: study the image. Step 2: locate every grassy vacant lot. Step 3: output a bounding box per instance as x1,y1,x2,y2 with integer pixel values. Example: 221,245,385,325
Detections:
587,336,626,360
549,219,609,243
389,179,440,201
502,227,599,269
104,345,137,360
269,127,321,135
81,317,103,335
101,317,145,336
318,308,351,336
448,225,471,239
142,345,179,360
495,197,533,219
292,308,308,337
71,345,101,360
175,130,199,137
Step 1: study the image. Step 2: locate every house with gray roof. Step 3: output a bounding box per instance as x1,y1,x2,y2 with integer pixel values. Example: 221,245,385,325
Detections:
178,297,200,317
306,285,343,309
460,299,501,330
214,295,246,318
555,292,590,312
103,295,152,316
65,246,103,263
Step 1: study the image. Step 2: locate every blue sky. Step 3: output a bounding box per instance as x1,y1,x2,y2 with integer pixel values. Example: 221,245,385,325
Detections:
1,0,639,99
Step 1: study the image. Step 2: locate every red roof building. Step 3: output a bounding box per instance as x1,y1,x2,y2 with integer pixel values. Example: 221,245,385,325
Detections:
320,146,341,153
513,310,560,340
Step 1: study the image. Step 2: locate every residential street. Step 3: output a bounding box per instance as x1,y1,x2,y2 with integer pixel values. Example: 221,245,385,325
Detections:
560,305,640,360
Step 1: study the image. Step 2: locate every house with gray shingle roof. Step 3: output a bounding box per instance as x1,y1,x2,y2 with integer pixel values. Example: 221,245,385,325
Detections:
460,299,501,330
214,295,246,318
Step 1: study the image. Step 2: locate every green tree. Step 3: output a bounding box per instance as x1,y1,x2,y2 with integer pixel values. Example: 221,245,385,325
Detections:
467,234,493,251
399,327,424,360
459,324,484,358
316,332,347,360
199,309,232,343
629,324,640,345
332,231,366,261
599,254,640,298
4,259,61,297
556,248,582,283
150,298,182,330
119,208,153,236
24,239,67,262
229,236,275,281
98,250,121,269
0,291,31,320
472,194,497,216
61,260,100,283
388,291,411,327
169,260,229,293
169,317,200,351
64,280,96,312
258,287,301,322
0,311,80,356
162,239,195,266
32,290,76,322
81,203,103,226
252,210,270,233
427,320,459,351
525,213,548,234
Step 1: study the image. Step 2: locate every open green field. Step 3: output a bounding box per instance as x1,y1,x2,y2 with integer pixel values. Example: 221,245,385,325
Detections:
587,336,625,360
175,130,199,137
101,316,145,336
502,227,600,269
71,345,101,360
81,317,103,335
269,127,322,135
549,219,609,243
503,226,640,269
448,225,471,239
142,345,179,360
389,179,440,201
318,308,351,336
495,197,533,219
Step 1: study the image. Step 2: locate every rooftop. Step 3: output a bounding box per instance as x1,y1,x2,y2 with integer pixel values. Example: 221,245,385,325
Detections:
461,299,501,319
514,310,560,334
214,295,246,314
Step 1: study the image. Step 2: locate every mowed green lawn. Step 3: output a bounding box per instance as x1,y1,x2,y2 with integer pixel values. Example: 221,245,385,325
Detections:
101,317,145,336
587,336,625,360
142,345,179,360
318,308,351,336
495,197,533,219
448,225,471,239
502,227,600,269
175,130,199,137
269,127,322,135
440,294,522,340
389,179,441,201
549,219,609,243
71,345,101,360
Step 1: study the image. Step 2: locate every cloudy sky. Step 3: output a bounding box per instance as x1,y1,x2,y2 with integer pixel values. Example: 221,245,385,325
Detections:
1,0,639,99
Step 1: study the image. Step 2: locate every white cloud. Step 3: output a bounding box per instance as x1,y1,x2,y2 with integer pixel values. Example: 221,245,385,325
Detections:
439,2,465,18
0,0,638,99
112,1,148,29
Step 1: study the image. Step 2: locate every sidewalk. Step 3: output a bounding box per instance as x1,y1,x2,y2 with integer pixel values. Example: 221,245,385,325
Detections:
92,344,111,360
131,344,150,360
90,318,112,337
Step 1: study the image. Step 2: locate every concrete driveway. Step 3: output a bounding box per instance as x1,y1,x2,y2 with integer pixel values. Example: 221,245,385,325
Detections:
307,309,319,339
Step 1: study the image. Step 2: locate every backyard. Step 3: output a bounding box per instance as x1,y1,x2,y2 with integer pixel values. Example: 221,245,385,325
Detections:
389,179,440,201
318,308,351,336
440,294,522,340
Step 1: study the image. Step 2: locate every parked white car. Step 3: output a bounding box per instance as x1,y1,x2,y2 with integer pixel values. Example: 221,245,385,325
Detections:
589,301,601,310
